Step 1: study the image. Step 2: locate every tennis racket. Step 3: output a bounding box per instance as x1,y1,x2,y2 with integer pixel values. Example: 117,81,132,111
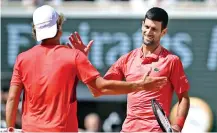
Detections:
151,99,173,132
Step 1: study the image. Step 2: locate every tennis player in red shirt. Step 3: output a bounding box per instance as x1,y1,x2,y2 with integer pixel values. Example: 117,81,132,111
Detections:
5,5,167,132
69,7,190,132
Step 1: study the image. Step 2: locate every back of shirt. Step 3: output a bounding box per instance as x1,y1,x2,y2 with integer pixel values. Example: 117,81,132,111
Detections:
10,44,100,132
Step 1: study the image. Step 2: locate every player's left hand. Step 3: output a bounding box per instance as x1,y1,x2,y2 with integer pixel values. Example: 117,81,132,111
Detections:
172,125,181,132
67,32,94,56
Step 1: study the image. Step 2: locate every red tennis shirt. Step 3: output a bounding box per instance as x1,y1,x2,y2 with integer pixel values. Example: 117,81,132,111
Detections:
104,45,190,132
10,44,100,132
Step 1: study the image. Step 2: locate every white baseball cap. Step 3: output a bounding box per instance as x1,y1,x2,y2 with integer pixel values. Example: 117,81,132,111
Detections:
33,5,59,41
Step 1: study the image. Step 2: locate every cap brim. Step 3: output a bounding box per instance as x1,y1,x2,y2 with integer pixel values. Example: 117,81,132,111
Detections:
35,23,57,41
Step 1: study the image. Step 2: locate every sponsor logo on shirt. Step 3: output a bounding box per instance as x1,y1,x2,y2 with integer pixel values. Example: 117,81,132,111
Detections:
153,68,160,72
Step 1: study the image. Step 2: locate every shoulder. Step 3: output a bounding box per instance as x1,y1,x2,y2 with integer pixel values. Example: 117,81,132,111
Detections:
59,45,82,53
117,48,140,62
55,45,84,58
59,47,88,61
161,47,181,62
16,45,40,61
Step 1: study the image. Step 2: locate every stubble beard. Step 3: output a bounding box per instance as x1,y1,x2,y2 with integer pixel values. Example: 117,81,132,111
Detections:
143,37,155,46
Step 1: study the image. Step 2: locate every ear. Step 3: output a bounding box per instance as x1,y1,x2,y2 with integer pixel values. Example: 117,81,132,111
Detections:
141,21,144,27
141,21,146,31
161,28,168,37
142,20,145,25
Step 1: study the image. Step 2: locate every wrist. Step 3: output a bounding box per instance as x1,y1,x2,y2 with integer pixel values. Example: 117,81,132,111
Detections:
172,124,181,132
133,80,143,90
7,127,14,132
175,116,185,130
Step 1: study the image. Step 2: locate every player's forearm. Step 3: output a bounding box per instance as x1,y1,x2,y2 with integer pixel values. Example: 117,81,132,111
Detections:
6,97,19,127
6,85,23,127
93,77,144,95
100,86,133,95
175,93,190,130
100,79,142,94
177,96,190,118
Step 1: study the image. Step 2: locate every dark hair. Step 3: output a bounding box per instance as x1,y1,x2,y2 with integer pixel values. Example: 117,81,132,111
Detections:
144,7,168,30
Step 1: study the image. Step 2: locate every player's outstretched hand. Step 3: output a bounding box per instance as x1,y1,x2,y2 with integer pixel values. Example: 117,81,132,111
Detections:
67,32,94,56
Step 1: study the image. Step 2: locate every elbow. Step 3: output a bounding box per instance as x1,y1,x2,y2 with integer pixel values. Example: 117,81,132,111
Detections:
6,96,16,113
6,93,19,106
96,77,110,91
7,95,16,103
92,92,102,98
185,94,190,105
88,77,110,97
180,94,190,109
187,96,190,108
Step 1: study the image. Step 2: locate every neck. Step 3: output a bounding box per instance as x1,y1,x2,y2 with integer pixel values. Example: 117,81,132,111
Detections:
142,43,160,55
41,38,60,45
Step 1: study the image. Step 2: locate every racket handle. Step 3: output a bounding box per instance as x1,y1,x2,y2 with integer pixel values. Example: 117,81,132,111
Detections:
170,128,181,133
169,128,173,132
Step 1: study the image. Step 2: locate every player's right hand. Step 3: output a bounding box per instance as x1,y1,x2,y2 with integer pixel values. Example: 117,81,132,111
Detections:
144,76,167,90
67,32,94,56
136,76,168,91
